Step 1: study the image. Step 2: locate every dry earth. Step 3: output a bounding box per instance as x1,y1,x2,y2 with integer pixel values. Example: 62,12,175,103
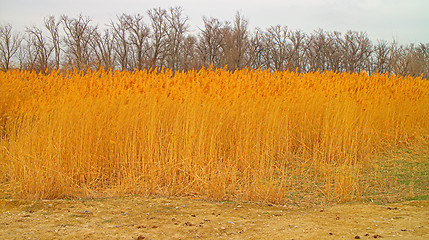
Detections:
1,196,428,240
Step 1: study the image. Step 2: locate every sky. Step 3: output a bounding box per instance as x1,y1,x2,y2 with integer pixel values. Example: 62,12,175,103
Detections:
0,0,428,45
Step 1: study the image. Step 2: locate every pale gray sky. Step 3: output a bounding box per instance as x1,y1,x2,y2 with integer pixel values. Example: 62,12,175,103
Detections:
0,0,428,44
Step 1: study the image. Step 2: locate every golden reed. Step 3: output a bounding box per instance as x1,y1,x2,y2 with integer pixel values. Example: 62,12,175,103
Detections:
1,68,428,203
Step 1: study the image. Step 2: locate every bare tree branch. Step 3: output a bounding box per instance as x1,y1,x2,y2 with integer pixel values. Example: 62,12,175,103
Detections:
0,24,21,70
61,14,97,71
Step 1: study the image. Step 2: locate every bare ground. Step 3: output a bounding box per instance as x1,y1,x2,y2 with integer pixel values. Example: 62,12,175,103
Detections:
1,196,428,240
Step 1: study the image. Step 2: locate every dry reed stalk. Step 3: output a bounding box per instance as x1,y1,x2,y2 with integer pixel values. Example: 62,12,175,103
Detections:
0,69,428,203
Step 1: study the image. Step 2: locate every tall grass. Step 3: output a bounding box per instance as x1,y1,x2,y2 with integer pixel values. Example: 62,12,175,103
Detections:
1,68,428,203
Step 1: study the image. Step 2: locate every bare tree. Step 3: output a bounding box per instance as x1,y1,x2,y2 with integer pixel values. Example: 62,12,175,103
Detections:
90,29,115,71
197,16,225,68
223,12,249,70
334,31,372,73
121,14,150,70
0,24,21,71
111,15,131,70
372,40,391,74
263,25,290,71
180,35,198,71
305,29,329,72
16,34,36,70
61,14,97,71
393,43,429,78
323,31,343,72
287,30,306,72
412,43,429,78
26,26,53,73
247,28,266,69
16,37,28,69
147,7,168,69
44,16,61,70
165,7,189,71
305,29,344,72
1,10,429,76
388,41,407,76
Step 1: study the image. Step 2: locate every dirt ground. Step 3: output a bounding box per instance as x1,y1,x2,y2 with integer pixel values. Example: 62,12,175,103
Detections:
0,196,428,240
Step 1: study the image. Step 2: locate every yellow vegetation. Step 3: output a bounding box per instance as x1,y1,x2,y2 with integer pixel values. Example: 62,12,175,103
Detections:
0,68,428,204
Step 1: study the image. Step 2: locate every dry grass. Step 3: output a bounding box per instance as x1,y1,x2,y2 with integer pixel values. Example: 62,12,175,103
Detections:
1,68,428,204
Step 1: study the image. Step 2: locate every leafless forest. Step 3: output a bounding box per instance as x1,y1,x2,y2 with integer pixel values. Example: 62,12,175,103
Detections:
1,7,428,78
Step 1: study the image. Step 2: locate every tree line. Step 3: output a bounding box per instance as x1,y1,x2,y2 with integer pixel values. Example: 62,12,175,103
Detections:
1,7,428,78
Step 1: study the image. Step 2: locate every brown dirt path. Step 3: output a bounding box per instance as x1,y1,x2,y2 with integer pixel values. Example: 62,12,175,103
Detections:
1,197,428,240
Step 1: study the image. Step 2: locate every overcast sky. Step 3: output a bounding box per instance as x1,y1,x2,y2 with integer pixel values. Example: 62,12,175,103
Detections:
0,0,428,45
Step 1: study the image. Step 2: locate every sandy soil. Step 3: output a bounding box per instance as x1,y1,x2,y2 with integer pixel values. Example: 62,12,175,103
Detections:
0,196,428,240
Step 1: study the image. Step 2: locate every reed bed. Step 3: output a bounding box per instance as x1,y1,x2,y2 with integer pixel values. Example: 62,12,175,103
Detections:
1,68,428,204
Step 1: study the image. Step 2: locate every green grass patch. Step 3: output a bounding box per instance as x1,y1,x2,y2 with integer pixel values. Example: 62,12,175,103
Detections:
361,146,429,204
